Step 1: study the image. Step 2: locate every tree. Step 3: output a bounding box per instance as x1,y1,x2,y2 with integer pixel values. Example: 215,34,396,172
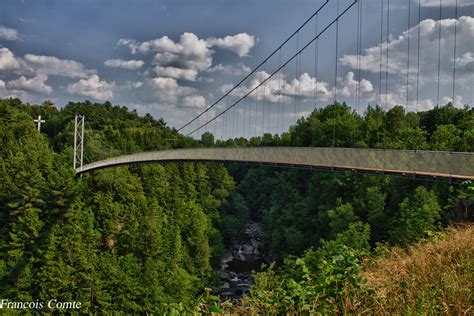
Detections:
200,132,215,147
389,186,441,244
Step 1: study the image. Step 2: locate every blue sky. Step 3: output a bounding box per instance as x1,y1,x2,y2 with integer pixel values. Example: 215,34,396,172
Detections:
1,0,473,136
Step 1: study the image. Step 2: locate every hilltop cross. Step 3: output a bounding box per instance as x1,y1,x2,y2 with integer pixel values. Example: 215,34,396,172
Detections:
34,115,45,131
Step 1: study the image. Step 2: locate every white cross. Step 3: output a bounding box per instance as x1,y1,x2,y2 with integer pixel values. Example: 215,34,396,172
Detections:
34,115,45,131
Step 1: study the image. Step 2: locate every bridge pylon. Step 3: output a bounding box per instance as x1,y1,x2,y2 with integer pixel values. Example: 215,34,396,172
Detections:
73,114,85,170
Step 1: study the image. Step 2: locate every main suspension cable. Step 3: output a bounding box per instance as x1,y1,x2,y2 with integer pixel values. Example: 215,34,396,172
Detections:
185,0,358,136
177,0,330,133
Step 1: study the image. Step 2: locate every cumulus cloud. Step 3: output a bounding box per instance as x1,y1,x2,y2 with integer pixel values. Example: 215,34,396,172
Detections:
104,58,144,70
0,26,21,41
222,71,335,103
206,63,251,76
67,74,115,101
117,32,256,82
154,65,198,81
340,17,474,85
7,74,52,94
206,33,256,57
137,76,195,103
23,54,92,78
455,52,474,67
0,47,20,71
130,76,210,130
337,72,374,99
0,48,93,80
182,95,206,109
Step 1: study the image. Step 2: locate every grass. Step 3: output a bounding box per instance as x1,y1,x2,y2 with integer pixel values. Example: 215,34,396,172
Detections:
358,224,474,315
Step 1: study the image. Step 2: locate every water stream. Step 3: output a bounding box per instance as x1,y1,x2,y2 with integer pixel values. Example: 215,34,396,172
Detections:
215,222,269,300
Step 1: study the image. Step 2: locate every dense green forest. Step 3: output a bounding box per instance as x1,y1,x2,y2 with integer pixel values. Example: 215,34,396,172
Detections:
0,97,472,313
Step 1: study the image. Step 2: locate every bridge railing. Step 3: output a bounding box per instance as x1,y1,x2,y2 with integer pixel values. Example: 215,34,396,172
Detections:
76,147,474,180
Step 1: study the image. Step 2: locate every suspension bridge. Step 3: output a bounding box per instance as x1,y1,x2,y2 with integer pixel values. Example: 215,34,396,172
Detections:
75,0,474,181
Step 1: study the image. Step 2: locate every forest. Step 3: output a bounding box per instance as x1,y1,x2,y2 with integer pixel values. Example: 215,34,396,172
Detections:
0,97,472,314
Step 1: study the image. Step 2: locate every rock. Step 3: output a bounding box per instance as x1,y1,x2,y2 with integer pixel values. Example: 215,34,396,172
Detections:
253,248,260,256
220,291,234,297
222,282,230,289
250,239,258,249
242,244,254,255
219,271,231,280
238,252,246,262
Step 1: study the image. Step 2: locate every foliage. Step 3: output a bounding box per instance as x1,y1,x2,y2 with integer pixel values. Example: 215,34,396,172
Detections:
0,98,233,313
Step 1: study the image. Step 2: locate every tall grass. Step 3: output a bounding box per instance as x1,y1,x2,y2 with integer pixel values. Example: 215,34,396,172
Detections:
358,224,473,314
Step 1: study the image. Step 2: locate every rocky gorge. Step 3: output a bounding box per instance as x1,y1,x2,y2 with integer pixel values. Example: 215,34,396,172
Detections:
215,222,271,300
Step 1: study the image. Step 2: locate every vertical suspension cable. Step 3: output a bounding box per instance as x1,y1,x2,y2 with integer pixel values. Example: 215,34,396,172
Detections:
416,0,421,111
356,0,362,113
452,0,458,103
385,0,390,110
406,0,411,108
333,0,339,149
313,12,319,147
298,51,302,119
224,108,228,140
245,96,248,140
278,49,282,137
232,98,235,139
263,63,266,135
282,65,286,138
294,32,299,146
244,95,247,140
437,0,442,105
334,0,339,103
266,76,270,135
254,86,258,138
235,95,243,138
379,0,384,106
197,113,200,141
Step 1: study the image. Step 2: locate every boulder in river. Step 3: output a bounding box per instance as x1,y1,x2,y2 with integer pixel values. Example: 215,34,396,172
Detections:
219,271,231,280
250,239,261,249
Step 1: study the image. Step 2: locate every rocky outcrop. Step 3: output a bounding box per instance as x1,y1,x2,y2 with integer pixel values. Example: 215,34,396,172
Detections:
215,222,268,300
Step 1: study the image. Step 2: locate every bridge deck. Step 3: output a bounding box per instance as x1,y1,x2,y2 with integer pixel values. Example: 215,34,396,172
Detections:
76,147,474,180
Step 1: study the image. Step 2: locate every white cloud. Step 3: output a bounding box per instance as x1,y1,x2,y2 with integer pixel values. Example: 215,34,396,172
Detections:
206,63,251,76
117,32,256,82
442,95,464,107
0,47,20,71
104,58,144,70
154,65,198,81
136,76,207,122
418,0,473,7
0,26,21,41
455,52,474,67
182,95,206,109
337,72,374,99
67,74,115,101
340,16,474,84
223,71,336,103
7,74,52,94
24,54,91,78
137,76,196,104
206,33,256,57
